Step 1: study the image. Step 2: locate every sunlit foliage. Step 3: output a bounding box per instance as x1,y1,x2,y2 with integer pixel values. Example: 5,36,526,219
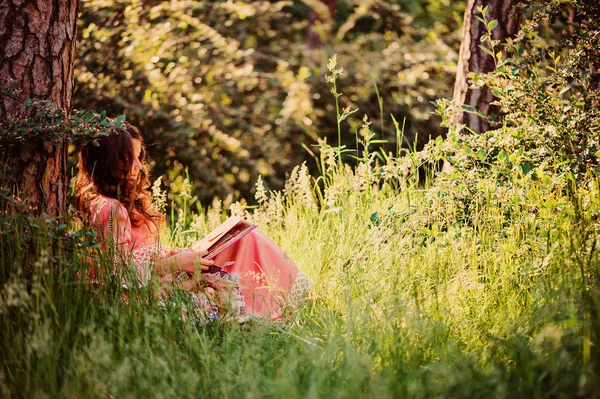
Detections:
75,0,465,205
1,1,599,396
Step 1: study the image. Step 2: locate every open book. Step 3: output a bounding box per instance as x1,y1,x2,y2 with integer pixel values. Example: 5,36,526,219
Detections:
192,216,257,260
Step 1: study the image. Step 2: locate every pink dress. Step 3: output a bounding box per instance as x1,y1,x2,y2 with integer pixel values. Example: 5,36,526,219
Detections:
89,195,311,322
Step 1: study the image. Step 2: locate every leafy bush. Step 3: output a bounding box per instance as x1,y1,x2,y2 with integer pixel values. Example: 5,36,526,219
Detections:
425,0,600,226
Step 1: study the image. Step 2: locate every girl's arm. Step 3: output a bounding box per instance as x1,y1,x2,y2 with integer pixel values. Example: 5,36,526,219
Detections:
153,248,214,275
165,247,187,256
95,199,213,281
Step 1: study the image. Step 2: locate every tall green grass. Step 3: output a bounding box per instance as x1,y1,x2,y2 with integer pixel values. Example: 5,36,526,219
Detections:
1,145,599,397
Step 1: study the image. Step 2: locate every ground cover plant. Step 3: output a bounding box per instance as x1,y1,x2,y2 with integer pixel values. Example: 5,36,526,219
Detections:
1,133,599,397
1,1,600,397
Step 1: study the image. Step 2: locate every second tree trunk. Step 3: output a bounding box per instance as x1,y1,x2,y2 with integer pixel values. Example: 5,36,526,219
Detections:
453,0,521,134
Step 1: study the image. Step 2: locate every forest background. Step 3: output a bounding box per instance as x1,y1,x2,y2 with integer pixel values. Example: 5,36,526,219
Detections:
75,0,464,206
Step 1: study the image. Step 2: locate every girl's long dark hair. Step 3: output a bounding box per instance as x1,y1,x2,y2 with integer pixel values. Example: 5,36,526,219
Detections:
74,122,165,229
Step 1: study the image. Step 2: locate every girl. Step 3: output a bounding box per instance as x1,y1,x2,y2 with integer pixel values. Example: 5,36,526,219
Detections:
74,122,311,322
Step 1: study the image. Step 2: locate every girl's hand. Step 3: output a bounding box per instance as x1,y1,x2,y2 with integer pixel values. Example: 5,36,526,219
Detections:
193,249,215,269
177,249,214,272
166,247,188,256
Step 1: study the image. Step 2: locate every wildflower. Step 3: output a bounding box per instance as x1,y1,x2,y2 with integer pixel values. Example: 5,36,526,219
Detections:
207,198,222,230
284,165,300,201
352,162,370,192
325,54,344,83
190,213,204,236
181,178,192,201
324,180,343,208
255,175,268,204
327,54,337,72
151,176,167,212
359,114,373,140
265,192,285,226
297,162,316,210
229,201,246,218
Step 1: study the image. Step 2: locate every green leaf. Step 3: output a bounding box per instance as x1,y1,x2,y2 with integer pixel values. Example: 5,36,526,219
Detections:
516,44,525,56
115,114,126,125
338,107,359,123
478,45,494,57
370,212,381,225
521,162,534,175
498,150,508,165
476,150,488,160
488,19,498,31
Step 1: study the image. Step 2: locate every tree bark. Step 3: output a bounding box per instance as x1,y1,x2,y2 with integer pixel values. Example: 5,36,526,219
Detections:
453,0,521,133
307,0,337,50
0,0,79,218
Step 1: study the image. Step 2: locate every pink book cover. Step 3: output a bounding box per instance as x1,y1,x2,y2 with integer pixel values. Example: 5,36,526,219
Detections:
192,216,257,260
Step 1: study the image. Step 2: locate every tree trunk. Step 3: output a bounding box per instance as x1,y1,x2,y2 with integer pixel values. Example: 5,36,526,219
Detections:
453,0,521,133
307,0,338,50
0,0,79,219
